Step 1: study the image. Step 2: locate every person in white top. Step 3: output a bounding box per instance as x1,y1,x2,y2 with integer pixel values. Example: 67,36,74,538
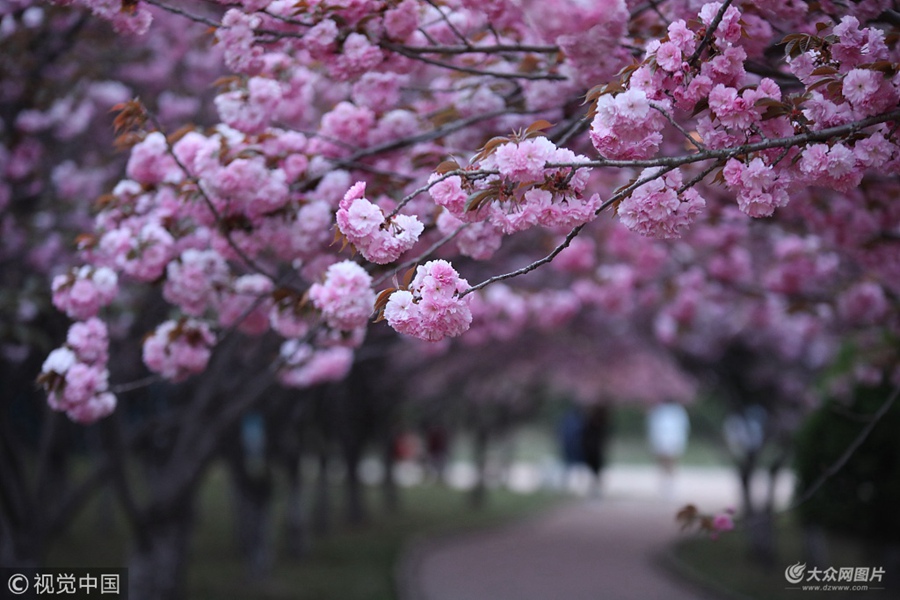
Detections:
647,400,690,499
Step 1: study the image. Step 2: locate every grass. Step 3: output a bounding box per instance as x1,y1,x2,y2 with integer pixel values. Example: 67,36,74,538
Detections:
193,473,564,600
666,516,899,600
48,465,563,600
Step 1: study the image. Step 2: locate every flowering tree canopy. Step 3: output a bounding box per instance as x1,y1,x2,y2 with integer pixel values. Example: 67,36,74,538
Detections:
22,0,900,422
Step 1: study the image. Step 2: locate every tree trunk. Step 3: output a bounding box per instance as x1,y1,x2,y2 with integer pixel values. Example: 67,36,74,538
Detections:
737,458,776,567
381,429,400,514
227,457,273,581
738,452,775,567
470,425,489,509
0,511,42,568
224,413,275,582
745,509,776,567
803,524,827,568
283,455,308,558
312,449,331,537
127,506,194,600
343,443,368,526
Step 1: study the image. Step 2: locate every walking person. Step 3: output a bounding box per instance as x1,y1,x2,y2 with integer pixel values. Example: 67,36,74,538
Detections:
647,400,690,499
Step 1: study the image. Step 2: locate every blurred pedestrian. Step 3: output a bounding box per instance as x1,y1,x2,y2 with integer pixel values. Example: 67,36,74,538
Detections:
558,404,585,490
581,404,612,497
647,400,690,499
423,422,450,483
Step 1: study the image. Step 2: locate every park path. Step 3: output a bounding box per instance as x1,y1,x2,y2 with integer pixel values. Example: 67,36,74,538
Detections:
397,465,793,600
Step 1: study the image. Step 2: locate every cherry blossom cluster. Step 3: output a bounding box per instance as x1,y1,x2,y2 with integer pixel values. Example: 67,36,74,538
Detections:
162,249,231,317
51,266,119,321
590,90,668,160
335,183,424,264
309,260,376,332
38,318,116,423
32,0,900,425
142,318,216,382
676,504,736,540
722,158,790,219
277,340,354,389
429,137,601,259
837,281,889,327
383,261,473,342
218,274,275,336
617,168,706,239
56,0,153,34
587,1,900,234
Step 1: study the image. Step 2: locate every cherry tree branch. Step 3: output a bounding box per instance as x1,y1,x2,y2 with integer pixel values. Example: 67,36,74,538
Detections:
143,111,286,285
388,43,559,55
688,0,734,66
382,42,566,81
339,108,533,167
142,0,221,27
454,108,900,297
631,0,672,23
652,102,706,151
461,223,587,296
550,109,900,171
788,384,900,512
109,375,161,395
420,0,472,47
372,223,468,288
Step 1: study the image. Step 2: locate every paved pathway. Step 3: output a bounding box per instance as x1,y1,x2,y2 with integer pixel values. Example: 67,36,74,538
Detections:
398,465,793,600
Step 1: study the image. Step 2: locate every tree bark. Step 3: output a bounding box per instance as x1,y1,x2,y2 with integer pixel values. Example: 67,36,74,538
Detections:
283,455,308,558
470,423,489,509
381,427,400,514
226,447,274,581
803,524,827,567
127,505,194,600
343,445,367,526
312,448,331,537
736,456,776,567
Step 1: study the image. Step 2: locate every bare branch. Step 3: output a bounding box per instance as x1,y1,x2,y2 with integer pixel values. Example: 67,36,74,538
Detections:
142,0,221,28
388,43,559,55
462,223,587,296
421,0,472,47
651,102,706,151
688,0,734,66
372,223,469,289
788,384,900,512
383,42,566,81
548,109,900,171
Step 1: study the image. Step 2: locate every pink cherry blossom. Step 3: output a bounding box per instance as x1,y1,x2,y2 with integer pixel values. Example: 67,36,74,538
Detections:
65,317,109,365
655,42,683,73
590,89,666,159
336,185,424,264
837,282,889,326
142,319,216,382
218,274,275,335
52,266,118,320
309,260,376,331
163,249,230,317
384,260,472,342
492,137,556,183
617,169,706,238
278,341,354,388
126,132,180,185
